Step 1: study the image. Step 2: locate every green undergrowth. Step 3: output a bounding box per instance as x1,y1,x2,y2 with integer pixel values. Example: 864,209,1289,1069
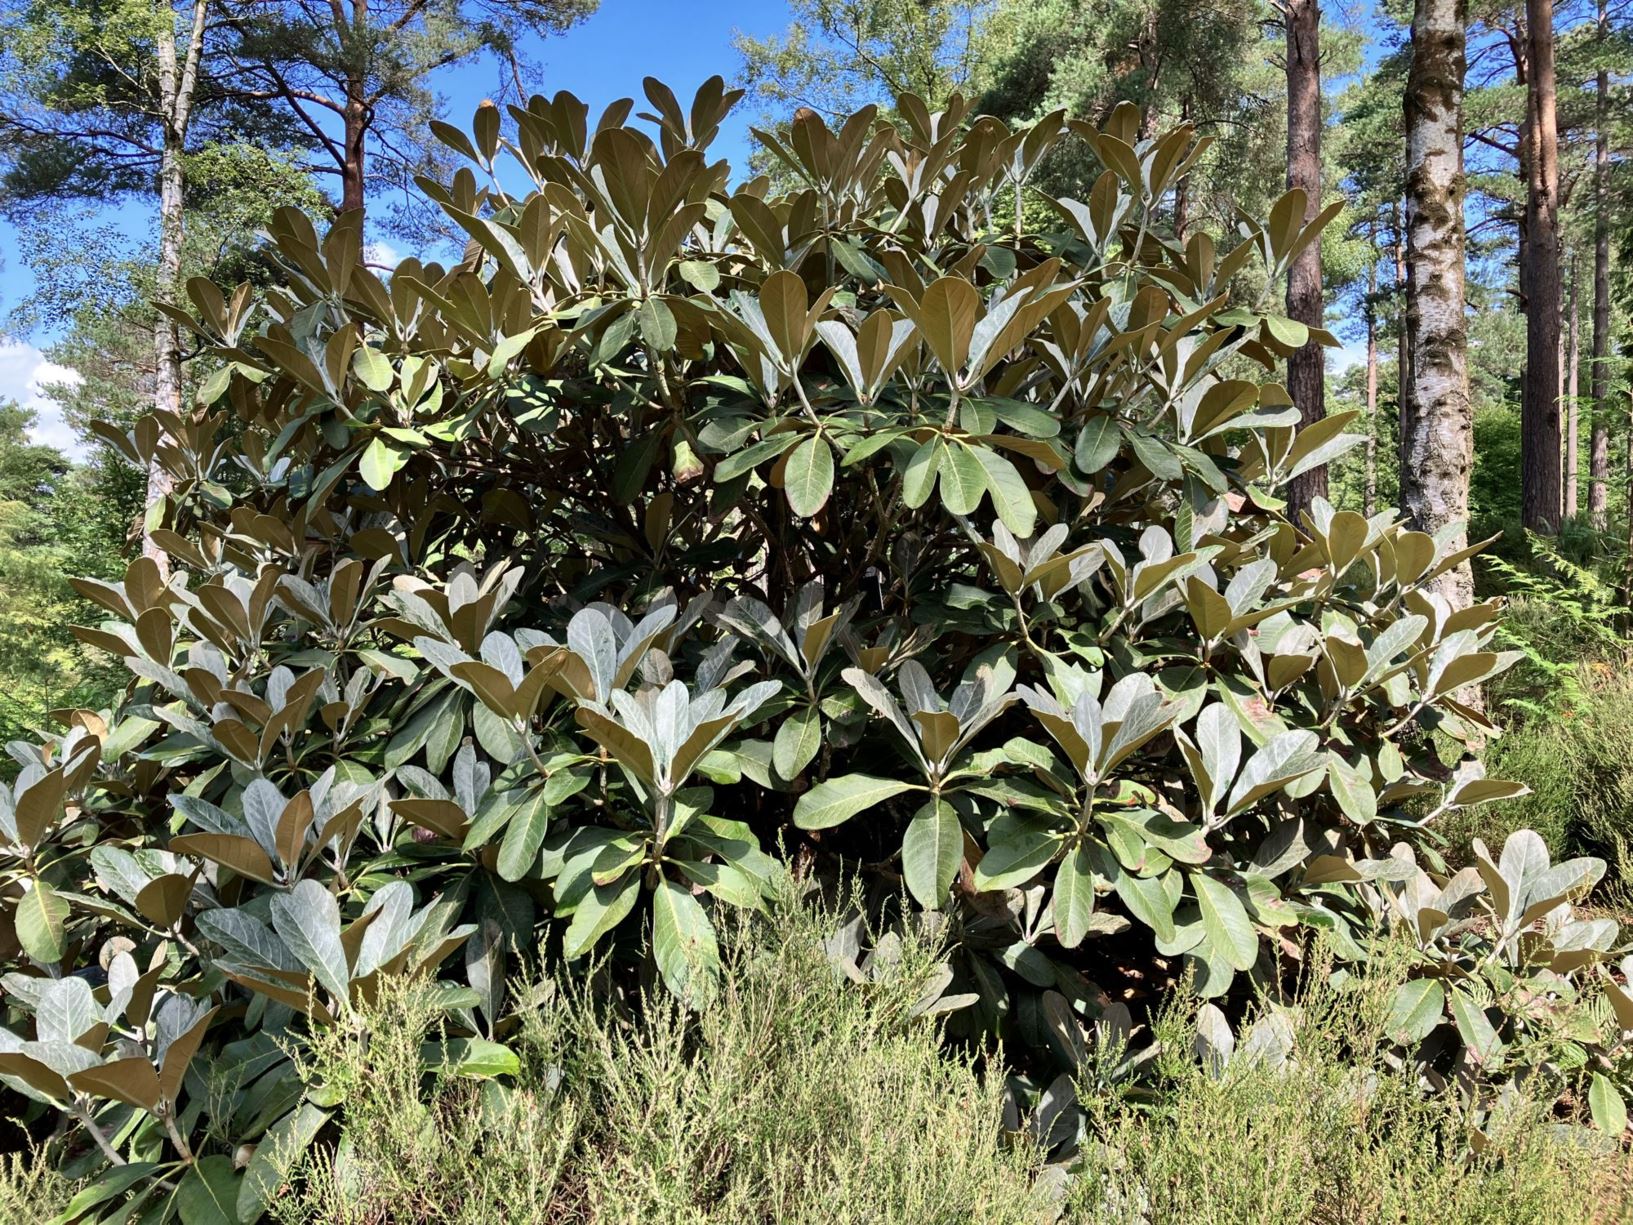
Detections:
5,889,1625,1225
1441,666,1633,885
269,886,1045,1225
0,1150,71,1222
1072,945,1624,1224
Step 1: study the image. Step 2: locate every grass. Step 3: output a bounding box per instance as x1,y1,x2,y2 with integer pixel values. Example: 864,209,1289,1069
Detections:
1442,665,1633,885
0,1150,69,1223
4,886,1627,1224
1071,949,1625,1224
272,889,1044,1225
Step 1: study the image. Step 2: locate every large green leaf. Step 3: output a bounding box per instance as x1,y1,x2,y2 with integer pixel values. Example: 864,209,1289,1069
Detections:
1052,843,1096,948
1449,990,1503,1069
50,1164,161,1225
1074,415,1121,474
973,827,1058,891
1385,979,1444,1045
915,276,979,374
1191,873,1256,972
496,791,552,882
16,879,68,963
902,799,962,908
714,433,799,481
900,437,941,507
652,880,719,1007
1112,867,1177,945
636,298,678,350
937,444,987,516
176,1155,239,1225
562,874,641,959
793,775,922,830
970,446,1036,535
772,705,822,780
359,436,405,491
784,435,835,517
1590,1072,1627,1135
1226,730,1322,816
237,1104,329,1223
1326,753,1377,826
422,1037,521,1079
269,880,349,1002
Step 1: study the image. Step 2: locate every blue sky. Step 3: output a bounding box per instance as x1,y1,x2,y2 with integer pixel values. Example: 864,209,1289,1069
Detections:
443,0,788,170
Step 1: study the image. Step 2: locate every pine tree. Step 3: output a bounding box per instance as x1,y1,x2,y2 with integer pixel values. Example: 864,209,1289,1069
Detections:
1521,0,1564,530
0,0,288,556
218,0,596,221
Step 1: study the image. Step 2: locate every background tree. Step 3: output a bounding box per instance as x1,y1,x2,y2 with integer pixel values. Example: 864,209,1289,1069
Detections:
1588,0,1617,526
215,0,595,221
734,0,995,121
1330,35,1411,517
0,0,296,551
1402,0,1476,613
1281,0,1330,514
0,401,130,742
1522,0,1563,529
148,0,209,545
973,0,1282,228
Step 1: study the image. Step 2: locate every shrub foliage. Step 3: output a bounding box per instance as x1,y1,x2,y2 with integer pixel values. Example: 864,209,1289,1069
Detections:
2,80,1627,1217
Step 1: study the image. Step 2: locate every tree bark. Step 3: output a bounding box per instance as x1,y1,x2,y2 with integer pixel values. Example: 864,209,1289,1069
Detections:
1521,0,1563,532
150,18,182,562
1365,255,1378,518
1173,97,1192,238
1284,0,1327,516
1626,388,1633,604
1565,254,1579,518
340,0,368,213
1395,199,1411,493
1589,0,1611,528
146,0,210,566
1402,0,1473,614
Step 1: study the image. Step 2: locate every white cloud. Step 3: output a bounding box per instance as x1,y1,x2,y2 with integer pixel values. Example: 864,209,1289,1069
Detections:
365,240,402,270
1329,338,1369,376
0,340,87,461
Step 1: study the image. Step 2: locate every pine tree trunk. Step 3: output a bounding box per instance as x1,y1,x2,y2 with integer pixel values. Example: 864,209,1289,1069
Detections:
1402,0,1473,614
146,0,209,566
1521,0,1563,532
1284,0,1327,516
340,0,368,213
1395,201,1411,494
1626,389,1633,603
1365,257,1379,518
1565,255,1579,519
1589,0,1611,528
149,16,183,563
342,82,367,213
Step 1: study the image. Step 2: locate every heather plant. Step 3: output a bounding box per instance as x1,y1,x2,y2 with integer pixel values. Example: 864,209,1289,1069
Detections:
1,79,1627,1219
